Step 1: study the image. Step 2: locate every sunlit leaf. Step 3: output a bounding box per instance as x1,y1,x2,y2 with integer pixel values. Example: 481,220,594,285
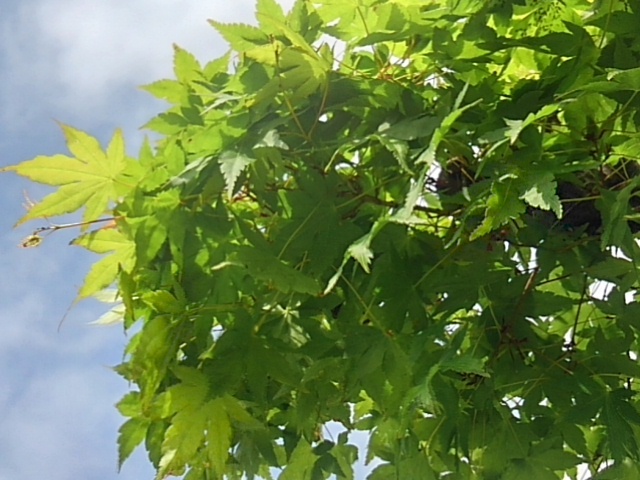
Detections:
205,398,232,479
279,439,317,480
208,21,270,52
3,125,133,225
218,150,256,196
118,418,149,469
72,228,135,298
521,172,563,218
173,44,201,84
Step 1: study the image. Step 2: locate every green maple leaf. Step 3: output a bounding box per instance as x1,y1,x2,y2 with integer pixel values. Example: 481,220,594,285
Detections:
158,368,210,478
347,237,375,274
71,228,136,298
280,439,317,480
141,79,188,105
157,369,237,479
472,175,526,239
117,418,149,470
256,0,287,31
521,172,563,218
208,20,270,52
3,124,137,225
172,44,201,84
218,150,256,196
205,398,232,479
503,104,560,145
603,389,640,461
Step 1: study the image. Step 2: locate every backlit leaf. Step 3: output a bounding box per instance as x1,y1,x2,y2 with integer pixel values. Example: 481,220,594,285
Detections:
280,438,317,480
208,21,270,52
141,79,186,104
218,150,256,196
521,172,563,218
472,176,526,239
72,228,136,298
205,398,232,479
118,418,149,469
173,44,201,84
4,125,133,225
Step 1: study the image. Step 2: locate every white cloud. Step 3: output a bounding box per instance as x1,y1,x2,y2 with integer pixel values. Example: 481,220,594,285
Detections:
0,365,151,479
0,0,293,132
32,0,218,96
1,0,212,129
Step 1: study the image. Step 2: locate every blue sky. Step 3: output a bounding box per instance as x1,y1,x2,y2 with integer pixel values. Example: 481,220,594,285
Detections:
0,1,292,478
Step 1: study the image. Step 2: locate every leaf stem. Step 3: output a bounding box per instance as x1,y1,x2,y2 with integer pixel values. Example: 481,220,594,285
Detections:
35,216,116,233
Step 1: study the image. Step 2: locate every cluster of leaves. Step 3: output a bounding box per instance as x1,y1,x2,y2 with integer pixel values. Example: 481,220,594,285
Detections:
7,0,640,478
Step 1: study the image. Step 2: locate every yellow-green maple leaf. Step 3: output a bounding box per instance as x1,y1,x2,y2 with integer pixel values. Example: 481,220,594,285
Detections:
71,227,136,298
205,398,232,479
2,124,137,225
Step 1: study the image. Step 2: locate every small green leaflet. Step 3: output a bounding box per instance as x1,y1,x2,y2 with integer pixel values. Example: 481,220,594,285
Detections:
208,20,270,52
141,79,187,105
279,438,317,480
603,389,640,461
398,455,437,480
2,125,135,226
596,67,640,91
117,418,149,469
277,48,330,99
256,0,321,62
141,290,184,314
205,398,232,479
347,237,376,274
502,458,561,480
71,228,136,299
324,217,389,294
116,391,143,418
256,0,287,32
90,303,126,326
158,367,211,478
521,172,563,218
218,150,256,196
472,175,526,240
157,368,252,479
172,44,201,84
504,103,560,145
408,354,487,414
600,176,640,251
439,354,488,377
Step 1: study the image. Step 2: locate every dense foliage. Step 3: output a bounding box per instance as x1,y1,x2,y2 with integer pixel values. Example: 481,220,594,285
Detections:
6,0,640,478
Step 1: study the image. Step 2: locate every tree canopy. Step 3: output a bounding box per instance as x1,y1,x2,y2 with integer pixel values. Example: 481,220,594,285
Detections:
5,0,640,478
